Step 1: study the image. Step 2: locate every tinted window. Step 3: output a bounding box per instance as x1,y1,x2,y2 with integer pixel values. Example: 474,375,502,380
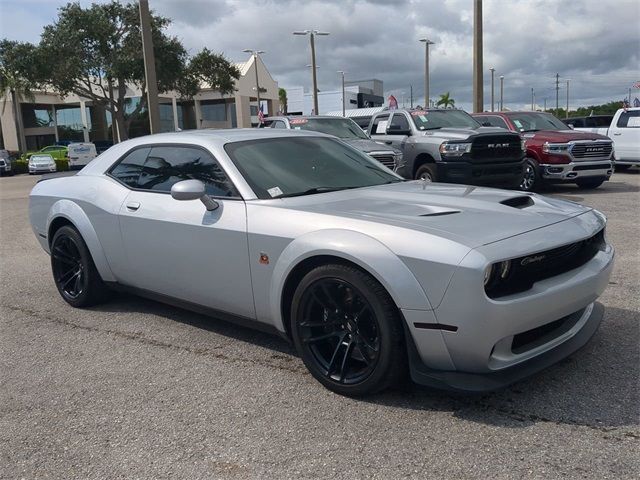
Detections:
293,118,369,139
616,111,640,128
110,147,150,187
370,115,389,134
480,115,509,129
352,117,372,129
506,112,568,132
388,113,410,134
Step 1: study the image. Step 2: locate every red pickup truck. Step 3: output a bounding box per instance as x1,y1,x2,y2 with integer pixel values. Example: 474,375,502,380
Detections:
472,111,613,191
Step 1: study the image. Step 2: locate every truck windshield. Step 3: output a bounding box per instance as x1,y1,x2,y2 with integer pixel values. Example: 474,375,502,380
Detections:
225,137,401,199
507,113,569,132
292,118,370,139
410,110,480,130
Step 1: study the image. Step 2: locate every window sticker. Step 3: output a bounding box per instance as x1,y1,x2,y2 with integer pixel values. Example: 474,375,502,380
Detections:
513,119,523,128
294,126,301,130
375,120,388,134
419,115,428,122
627,117,640,127
410,110,428,116
290,118,308,125
267,186,283,197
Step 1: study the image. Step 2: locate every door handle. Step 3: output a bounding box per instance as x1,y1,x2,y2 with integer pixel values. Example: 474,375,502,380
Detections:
384,140,393,144
612,133,622,136
126,201,140,211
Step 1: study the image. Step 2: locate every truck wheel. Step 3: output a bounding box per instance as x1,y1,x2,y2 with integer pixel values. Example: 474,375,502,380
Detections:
415,164,437,182
576,179,604,190
615,165,630,172
519,159,539,192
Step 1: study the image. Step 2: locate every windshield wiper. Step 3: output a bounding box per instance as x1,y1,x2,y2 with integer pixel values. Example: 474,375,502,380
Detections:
274,186,358,199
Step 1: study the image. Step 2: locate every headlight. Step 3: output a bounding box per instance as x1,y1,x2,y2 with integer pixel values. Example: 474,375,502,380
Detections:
439,142,472,156
484,260,512,288
542,142,569,154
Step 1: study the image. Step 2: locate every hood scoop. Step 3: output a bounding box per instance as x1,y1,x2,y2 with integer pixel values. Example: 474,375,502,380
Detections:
419,210,461,217
500,196,534,209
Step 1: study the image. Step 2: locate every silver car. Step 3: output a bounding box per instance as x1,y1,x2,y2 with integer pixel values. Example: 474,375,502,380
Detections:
29,154,57,174
29,129,614,396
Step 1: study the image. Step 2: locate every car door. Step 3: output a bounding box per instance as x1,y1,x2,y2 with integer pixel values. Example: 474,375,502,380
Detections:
385,112,412,150
110,144,256,319
368,114,390,144
609,110,640,161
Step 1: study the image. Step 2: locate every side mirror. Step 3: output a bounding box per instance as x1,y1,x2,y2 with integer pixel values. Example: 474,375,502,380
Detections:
171,179,218,211
387,127,411,136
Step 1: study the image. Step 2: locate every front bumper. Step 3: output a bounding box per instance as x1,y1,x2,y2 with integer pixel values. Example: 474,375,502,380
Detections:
539,160,613,182
29,165,57,173
437,158,525,187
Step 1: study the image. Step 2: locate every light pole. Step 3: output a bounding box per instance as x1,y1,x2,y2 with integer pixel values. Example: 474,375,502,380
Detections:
565,79,570,118
472,0,483,112
293,30,329,115
499,75,504,111
419,38,435,108
337,70,346,116
531,88,535,111
489,67,495,112
242,49,265,121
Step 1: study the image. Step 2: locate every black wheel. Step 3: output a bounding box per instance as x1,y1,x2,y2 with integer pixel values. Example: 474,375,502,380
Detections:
519,158,540,191
50,225,111,307
290,264,405,396
415,163,437,182
615,164,631,172
576,179,604,190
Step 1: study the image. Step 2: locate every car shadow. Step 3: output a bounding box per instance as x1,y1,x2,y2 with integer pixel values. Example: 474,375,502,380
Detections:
92,294,638,430
543,174,639,201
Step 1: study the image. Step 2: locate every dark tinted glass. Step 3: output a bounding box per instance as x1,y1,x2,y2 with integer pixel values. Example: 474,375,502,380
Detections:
617,111,640,128
295,118,369,139
389,113,410,133
110,147,150,187
481,115,508,128
135,146,237,197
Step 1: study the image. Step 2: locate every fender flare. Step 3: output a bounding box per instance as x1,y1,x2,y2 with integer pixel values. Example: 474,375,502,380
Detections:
46,199,116,282
269,229,433,333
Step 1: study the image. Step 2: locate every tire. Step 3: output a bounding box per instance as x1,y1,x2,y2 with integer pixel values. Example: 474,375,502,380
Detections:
519,158,540,192
290,264,406,396
576,179,604,190
615,164,631,172
415,163,437,182
50,225,111,307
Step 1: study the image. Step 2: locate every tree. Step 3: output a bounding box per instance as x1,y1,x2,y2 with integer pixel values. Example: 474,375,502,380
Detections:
278,87,288,114
436,92,455,109
0,40,40,151
36,1,239,140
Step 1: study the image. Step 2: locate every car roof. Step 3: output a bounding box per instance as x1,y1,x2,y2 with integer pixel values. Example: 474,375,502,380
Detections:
268,115,350,121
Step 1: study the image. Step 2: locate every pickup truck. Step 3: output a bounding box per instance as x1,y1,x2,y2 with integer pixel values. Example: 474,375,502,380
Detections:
566,108,640,171
367,108,525,188
262,115,402,171
473,111,614,190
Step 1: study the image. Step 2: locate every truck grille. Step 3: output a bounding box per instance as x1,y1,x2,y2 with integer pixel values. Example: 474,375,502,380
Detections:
470,134,523,163
570,141,612,160
370,154,396,170
486,229,605,299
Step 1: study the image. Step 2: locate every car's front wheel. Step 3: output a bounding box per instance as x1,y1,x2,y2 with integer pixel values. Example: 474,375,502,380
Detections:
415,163,437,182
290,264,405,396
519,158,540,191
50,225,111,307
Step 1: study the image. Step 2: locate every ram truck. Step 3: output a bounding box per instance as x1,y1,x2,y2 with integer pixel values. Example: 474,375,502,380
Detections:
367,108,525,188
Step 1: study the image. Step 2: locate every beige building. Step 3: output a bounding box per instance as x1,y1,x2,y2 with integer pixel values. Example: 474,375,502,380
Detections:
0,54,279,152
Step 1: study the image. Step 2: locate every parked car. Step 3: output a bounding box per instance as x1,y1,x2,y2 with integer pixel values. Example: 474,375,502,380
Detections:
562,115,613,131
261,115,403,171
568,108,640,171
473,111,614,191
0,149,13,176
29,129,614,396
68,142,98,169
22,145,68,162
368,108,526,188
28,154,57,174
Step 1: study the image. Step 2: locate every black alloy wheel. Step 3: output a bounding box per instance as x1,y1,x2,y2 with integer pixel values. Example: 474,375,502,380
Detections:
291,264,405,396
415,163,437,182
519,159,539,191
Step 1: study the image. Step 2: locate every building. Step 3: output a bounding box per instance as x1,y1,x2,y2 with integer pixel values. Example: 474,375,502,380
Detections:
0,55,279,152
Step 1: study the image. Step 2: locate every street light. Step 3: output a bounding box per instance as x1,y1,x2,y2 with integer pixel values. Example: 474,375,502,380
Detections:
499,75,504,111
293,30,330,115
337,70,346,116
565,79,570,118
242,49,265,122
419,38,435,108
489,67,495,112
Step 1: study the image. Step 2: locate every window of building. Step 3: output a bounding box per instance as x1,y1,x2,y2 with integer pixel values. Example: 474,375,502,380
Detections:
201,101,227,122
21,104,54,128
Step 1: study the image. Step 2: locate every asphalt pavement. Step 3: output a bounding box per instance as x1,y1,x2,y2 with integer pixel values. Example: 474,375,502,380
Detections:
1,172,638,479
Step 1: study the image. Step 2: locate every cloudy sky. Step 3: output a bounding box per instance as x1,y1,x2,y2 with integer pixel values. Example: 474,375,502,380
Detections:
1,0,639,111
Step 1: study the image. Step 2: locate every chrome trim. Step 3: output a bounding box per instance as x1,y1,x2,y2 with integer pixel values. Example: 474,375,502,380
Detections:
539,160,613,180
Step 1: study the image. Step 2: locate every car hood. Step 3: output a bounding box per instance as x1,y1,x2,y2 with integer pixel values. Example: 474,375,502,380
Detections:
420,126,514,141
277,181,591,248
342,138,395,153
523,130,611,142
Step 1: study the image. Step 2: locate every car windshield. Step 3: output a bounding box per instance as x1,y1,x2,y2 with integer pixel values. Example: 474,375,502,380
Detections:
410,110,480,130
291,118,369,139
507,112,569,132
31,155,53,162
225,137,402,199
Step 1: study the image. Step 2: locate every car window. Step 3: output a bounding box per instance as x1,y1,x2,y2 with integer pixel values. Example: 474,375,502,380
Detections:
616,111,640,128
480,115,509,129
352,117,372,130
293,118,369,139
388,113,410,134
136,146,238,197
270,120,287,129
109,147,151,188
370,115,389,134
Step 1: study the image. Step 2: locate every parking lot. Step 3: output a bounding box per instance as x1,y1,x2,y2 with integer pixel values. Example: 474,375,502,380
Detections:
0,172,638,479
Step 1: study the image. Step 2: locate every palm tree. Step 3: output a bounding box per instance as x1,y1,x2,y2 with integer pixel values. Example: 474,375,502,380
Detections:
436,92,455,109
278,87,288,114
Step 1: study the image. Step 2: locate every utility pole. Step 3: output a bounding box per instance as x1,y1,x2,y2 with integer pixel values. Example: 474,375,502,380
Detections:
472,0,483,112
566,79,570,118
555,73,560,115
139,0,160,133
293,30,329,115
531,88,535,111
337,71,346,116
410,84,414,108
419,38,435,108
544,98,547,111
243,49,265,121
489,67,495,112
499,75,504,111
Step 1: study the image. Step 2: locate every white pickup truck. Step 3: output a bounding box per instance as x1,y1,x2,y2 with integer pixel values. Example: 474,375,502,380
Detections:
571,108,640,170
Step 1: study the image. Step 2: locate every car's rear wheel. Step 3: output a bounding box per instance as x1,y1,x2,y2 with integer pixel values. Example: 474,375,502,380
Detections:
50,225,111,307
415,163,437,182
290,264,405,396
576,178,604,190
519,158,539,191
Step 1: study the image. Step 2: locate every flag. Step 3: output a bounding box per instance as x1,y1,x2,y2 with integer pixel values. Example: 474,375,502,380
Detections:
258,103,265,124
388,95,398,110
634,97,640,108
633,81,640,89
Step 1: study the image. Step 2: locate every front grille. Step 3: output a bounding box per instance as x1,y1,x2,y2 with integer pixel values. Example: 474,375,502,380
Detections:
511,308,584,354
370,154,396,170
470,134,523,163
486,229,605,299
570,142,613,160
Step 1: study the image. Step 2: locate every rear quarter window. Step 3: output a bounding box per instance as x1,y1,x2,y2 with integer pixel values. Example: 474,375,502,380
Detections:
616,111,640,128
